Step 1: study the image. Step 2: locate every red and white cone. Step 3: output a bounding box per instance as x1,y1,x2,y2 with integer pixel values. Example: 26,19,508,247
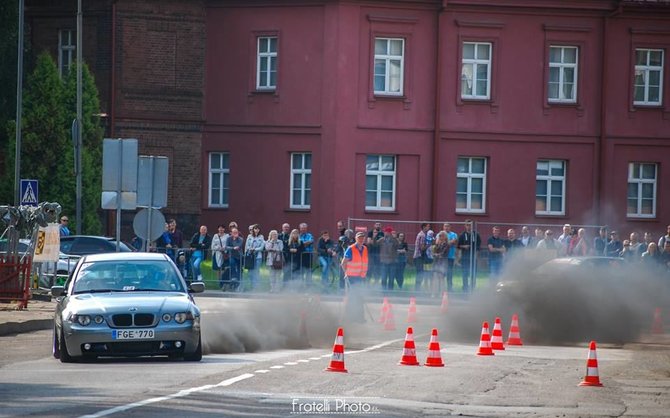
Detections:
440,291,449,314
490,317,505,350
651,307,664,335
476,321,495,356
407,297,417,323
506,313,523,346
325,328,348,373
383,303,397,331
378,297,389,323
424,328,445,367
398,327,420,366
579,341,603,387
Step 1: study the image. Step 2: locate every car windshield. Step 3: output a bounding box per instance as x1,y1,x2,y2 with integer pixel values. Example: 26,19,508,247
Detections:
72,260,185,294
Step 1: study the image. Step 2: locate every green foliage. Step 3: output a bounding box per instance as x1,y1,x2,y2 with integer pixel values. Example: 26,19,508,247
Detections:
3,52,104,234
0,1,19,203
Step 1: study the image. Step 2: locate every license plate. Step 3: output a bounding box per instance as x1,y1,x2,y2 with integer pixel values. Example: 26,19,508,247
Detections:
112,329,155,340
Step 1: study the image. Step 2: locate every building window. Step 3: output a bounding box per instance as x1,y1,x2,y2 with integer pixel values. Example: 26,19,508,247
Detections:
290,153,311,209
257,36,277,90
365,155,396,211
627,162,657,218
461,42,491,100
374,38,404,96
634,49,664,106
456,157,486,213
209,153,229,207
535,160,566,215
548,46,578,103
58,29,75,78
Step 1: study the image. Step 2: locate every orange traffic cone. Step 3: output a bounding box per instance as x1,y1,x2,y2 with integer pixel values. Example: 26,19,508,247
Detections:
384,303,397,331
407,297,417,323
424,328,445,367
398,327,420,366
440,291,449,313
651,308,664,334
325,328,348,373
507,313,523,346
579,341,603,387
476,321,495,356
490,317,505,350
378,297,389,323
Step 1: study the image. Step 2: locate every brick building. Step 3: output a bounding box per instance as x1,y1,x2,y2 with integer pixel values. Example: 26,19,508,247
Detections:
24,0,670,239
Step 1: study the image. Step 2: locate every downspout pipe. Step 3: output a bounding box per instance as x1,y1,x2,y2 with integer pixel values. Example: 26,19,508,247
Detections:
430,2,445,221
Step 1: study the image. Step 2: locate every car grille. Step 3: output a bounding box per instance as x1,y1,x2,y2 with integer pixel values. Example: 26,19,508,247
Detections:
111,313,156,327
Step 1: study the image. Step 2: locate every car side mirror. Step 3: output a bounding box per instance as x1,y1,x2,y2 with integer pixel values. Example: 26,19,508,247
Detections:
51,286,65,297
189,282,205,293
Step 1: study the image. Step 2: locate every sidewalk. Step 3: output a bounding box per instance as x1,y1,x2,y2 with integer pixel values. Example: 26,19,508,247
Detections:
0,298,55,337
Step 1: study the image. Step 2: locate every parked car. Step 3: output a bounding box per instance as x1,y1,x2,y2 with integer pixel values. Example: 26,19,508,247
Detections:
59,235,133,256
51,252,204,362
0,239,79,287
494,256,652,344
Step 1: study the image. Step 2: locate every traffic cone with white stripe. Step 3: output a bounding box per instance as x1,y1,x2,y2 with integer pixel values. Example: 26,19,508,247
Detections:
651,308,664,334
398,327,420,366
325,328,348,373
506,313,523,346
440,291,449,314
476,321,495,356
490,317,505,350
378,297,389,323
383,303,397,331
407,297,417,323
579,341,603,387
424,328,445,367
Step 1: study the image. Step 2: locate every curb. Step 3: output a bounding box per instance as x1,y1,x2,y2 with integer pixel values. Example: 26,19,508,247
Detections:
0,319,53,337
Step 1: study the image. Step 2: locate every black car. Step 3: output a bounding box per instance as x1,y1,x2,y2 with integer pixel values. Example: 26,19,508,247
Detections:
59,235,133,256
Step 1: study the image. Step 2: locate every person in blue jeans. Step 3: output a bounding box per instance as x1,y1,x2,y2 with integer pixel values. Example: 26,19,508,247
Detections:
245,224,265,291
317,230,336,290
487,226,506,283
225,228,244,290
189,225,211,281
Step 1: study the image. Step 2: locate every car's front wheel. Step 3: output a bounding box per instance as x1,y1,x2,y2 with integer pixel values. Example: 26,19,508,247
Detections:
58,327,75,363
183,336,202,362
52,326,60,359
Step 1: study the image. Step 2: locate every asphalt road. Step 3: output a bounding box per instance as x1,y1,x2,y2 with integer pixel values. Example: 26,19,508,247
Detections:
1,295,669,417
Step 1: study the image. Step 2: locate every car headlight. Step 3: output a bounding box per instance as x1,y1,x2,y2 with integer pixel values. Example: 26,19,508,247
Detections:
174,312,195,324
94,315,104,324
162,313,172,322
71,314,91,326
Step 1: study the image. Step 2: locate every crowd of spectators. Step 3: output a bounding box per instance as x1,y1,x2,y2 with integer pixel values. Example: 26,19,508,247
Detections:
151,218,670,294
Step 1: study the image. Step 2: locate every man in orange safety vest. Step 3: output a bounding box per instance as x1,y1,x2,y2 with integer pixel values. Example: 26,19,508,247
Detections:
341,231,369,322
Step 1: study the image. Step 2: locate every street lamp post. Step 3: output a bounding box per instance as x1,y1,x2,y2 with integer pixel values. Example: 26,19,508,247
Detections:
14,0,24,206
76,0,83,234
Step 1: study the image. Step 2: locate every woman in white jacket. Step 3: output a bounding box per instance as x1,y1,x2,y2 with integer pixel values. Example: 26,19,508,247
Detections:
265,230,284,292
245,224,265,291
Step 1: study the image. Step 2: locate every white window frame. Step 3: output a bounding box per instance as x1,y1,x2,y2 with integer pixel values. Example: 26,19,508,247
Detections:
373,38,405,96
290,153,311,209
461,42,492,100
58,29,75,78
535,160,566,215
456,157,487,214
256,36,277,90
208,152,230,208
365,155,396,211
548,46,578,103
627,162,657,218
634,48,664,106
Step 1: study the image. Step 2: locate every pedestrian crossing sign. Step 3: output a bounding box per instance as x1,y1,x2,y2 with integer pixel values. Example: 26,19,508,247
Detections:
20,179,39,206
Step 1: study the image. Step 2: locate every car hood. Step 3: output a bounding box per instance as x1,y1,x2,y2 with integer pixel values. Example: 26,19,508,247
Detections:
62,292,198,315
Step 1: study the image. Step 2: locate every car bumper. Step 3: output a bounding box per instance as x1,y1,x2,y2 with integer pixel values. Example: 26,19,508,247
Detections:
62,321,200,358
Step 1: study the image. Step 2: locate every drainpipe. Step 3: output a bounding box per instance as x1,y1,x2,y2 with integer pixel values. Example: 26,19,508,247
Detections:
430,2,445,220
597,1,622,225
110,0,117,137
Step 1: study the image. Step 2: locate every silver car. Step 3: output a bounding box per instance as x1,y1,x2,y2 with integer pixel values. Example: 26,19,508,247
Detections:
51,252,204,362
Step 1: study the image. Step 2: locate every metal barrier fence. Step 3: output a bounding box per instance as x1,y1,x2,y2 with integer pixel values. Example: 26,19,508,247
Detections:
0,254,32,308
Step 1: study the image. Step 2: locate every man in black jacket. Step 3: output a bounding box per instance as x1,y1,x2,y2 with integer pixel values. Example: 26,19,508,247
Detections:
189,225,212,281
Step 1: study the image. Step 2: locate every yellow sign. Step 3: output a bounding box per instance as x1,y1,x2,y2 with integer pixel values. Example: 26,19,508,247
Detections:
33,224,60,262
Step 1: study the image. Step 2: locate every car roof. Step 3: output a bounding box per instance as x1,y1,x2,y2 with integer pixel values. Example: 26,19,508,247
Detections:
79,252,171,263
60,235,117,240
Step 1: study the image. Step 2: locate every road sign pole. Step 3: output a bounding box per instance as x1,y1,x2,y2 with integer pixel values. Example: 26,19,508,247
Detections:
115,139,122,252
144,157,155,252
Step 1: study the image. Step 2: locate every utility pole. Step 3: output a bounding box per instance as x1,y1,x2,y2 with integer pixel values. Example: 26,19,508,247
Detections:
76,0,83,234
14,0,24,206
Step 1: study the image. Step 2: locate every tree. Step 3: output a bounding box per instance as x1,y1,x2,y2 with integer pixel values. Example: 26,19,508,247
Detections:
64,62,104,235
0,1,19,202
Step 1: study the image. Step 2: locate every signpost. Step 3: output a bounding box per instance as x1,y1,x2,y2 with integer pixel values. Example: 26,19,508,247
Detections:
20,179,38,207
102,138,138,251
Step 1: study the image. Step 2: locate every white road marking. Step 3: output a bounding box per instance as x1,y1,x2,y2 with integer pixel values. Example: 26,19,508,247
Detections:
284,362,298,365
297,359,309,363
270,365,285,369
79,373,254,418
309,357,322,360
255,369,271,374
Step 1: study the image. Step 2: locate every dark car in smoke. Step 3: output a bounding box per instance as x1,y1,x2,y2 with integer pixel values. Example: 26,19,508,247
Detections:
495,256,652,344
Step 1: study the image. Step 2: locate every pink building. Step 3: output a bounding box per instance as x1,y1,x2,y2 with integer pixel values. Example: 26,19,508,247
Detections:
203,0,670,235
